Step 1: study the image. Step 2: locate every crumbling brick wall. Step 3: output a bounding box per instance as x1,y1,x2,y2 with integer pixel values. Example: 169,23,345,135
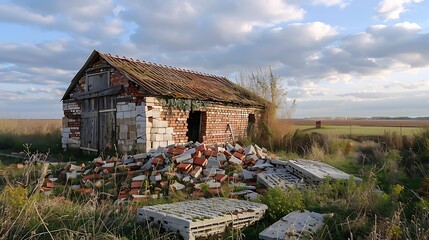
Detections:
62,58,263,153
62,100,81,149
159,100,262,145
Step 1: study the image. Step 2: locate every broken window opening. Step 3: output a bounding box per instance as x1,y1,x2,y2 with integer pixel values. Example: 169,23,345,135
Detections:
187,111,206,142
86,71,109,92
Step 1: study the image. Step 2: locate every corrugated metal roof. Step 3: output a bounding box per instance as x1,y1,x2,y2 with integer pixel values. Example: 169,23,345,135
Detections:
99,51,266,107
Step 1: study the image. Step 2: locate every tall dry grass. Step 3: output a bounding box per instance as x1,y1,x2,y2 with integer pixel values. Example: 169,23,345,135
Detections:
0,119,62,153
0,119,61,135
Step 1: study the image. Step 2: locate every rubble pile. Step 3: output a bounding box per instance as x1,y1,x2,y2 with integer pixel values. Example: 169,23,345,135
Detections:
39,141,358,204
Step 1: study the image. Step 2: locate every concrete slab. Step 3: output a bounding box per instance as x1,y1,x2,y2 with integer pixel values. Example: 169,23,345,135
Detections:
257,168,302,189
259,210,328,240
286,159,361,184
138,198,267,240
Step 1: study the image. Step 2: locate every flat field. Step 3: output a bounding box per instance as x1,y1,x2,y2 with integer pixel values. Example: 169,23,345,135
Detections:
0,119,62,152
287,119,429,136
0,119,62,135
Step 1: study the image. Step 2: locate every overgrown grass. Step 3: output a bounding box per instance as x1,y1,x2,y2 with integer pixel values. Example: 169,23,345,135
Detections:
0,119,62,153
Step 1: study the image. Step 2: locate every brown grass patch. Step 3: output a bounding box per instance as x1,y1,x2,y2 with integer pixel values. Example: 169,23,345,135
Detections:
0,119,61,135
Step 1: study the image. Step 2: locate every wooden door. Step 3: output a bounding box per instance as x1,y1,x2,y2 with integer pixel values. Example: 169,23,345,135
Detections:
80,96,116,152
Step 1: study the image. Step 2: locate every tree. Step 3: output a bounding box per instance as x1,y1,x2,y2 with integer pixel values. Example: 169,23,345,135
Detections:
237,67,296,123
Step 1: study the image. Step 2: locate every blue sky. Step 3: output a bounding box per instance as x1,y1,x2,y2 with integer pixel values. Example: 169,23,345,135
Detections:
0,0,428,119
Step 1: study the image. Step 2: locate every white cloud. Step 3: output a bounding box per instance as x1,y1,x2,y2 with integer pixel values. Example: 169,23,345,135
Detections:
0,0,126,40
376,0,423,21
312,0,351,8
121,0,305,50
0,4,54,25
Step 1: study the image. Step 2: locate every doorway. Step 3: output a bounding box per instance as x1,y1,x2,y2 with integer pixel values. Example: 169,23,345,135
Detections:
247,114,256,136
187,111,205,142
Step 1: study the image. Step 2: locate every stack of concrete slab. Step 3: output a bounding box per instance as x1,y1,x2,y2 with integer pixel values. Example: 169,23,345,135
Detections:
257,167,303,190
137,198,268,240
259,210,328,240
286,159,362,184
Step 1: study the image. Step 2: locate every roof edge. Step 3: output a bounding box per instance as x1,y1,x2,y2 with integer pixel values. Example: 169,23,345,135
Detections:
61,50,101,101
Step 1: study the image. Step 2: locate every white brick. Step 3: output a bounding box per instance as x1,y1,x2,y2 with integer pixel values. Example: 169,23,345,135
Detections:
150,134,163,141
128,103,136,111
152,141,160,149
146,110,153,117
151,110,161,118
159,141,168,147
130,110,137,118
136,116,146,123
145,97,155,103
136,105,144,113
117,112,124,119
119,132,128,140
165,127,174,134
120,125,128,132
163,134,173,141
123,111,131,119
158,128,166,134
153,119,168,128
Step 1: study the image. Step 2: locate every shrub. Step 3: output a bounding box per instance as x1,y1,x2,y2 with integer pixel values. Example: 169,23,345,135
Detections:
1,186,27,208
258,186,303,221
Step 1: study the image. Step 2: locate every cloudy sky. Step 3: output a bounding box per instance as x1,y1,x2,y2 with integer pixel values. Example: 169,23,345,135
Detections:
0,0,428,119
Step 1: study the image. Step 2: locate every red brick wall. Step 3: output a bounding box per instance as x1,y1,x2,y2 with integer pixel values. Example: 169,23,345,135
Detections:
160,102,262,144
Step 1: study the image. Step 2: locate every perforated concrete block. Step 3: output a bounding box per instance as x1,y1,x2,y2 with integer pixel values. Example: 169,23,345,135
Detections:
257,169,302,189
286,159,362,184
138,198,267,240
259,210,328,240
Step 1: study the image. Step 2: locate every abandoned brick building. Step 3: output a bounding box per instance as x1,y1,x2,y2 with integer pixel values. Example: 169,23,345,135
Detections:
61,50,266,153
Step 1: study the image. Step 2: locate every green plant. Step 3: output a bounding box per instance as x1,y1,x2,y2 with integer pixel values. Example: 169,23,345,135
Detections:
258,186,303,221
1,186,28,208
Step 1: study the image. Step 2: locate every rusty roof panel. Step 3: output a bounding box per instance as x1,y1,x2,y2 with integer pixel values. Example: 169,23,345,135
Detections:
98,51,266,107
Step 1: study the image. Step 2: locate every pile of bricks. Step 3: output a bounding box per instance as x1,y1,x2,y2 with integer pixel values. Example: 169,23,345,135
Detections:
40,141,359,204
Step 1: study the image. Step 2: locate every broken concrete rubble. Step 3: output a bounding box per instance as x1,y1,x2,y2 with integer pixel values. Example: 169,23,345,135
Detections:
137,198,267,240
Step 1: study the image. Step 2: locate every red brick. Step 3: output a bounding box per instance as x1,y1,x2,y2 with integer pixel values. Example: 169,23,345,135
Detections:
131,180,143,188
82,174,101,181
215,174,228,182
233,152,245,160
193,157,208,167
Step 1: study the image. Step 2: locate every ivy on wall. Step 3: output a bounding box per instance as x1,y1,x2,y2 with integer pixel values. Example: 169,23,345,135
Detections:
159,98,208,113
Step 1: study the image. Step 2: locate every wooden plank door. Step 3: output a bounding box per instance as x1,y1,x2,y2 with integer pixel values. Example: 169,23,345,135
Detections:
80,96,116,152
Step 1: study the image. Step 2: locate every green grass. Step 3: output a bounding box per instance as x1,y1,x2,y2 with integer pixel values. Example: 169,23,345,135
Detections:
296,125,422,136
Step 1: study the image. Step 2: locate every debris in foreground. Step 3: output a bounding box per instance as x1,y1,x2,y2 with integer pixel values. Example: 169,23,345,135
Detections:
137,198,268,240
286,159,362,184
259,210,330,240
